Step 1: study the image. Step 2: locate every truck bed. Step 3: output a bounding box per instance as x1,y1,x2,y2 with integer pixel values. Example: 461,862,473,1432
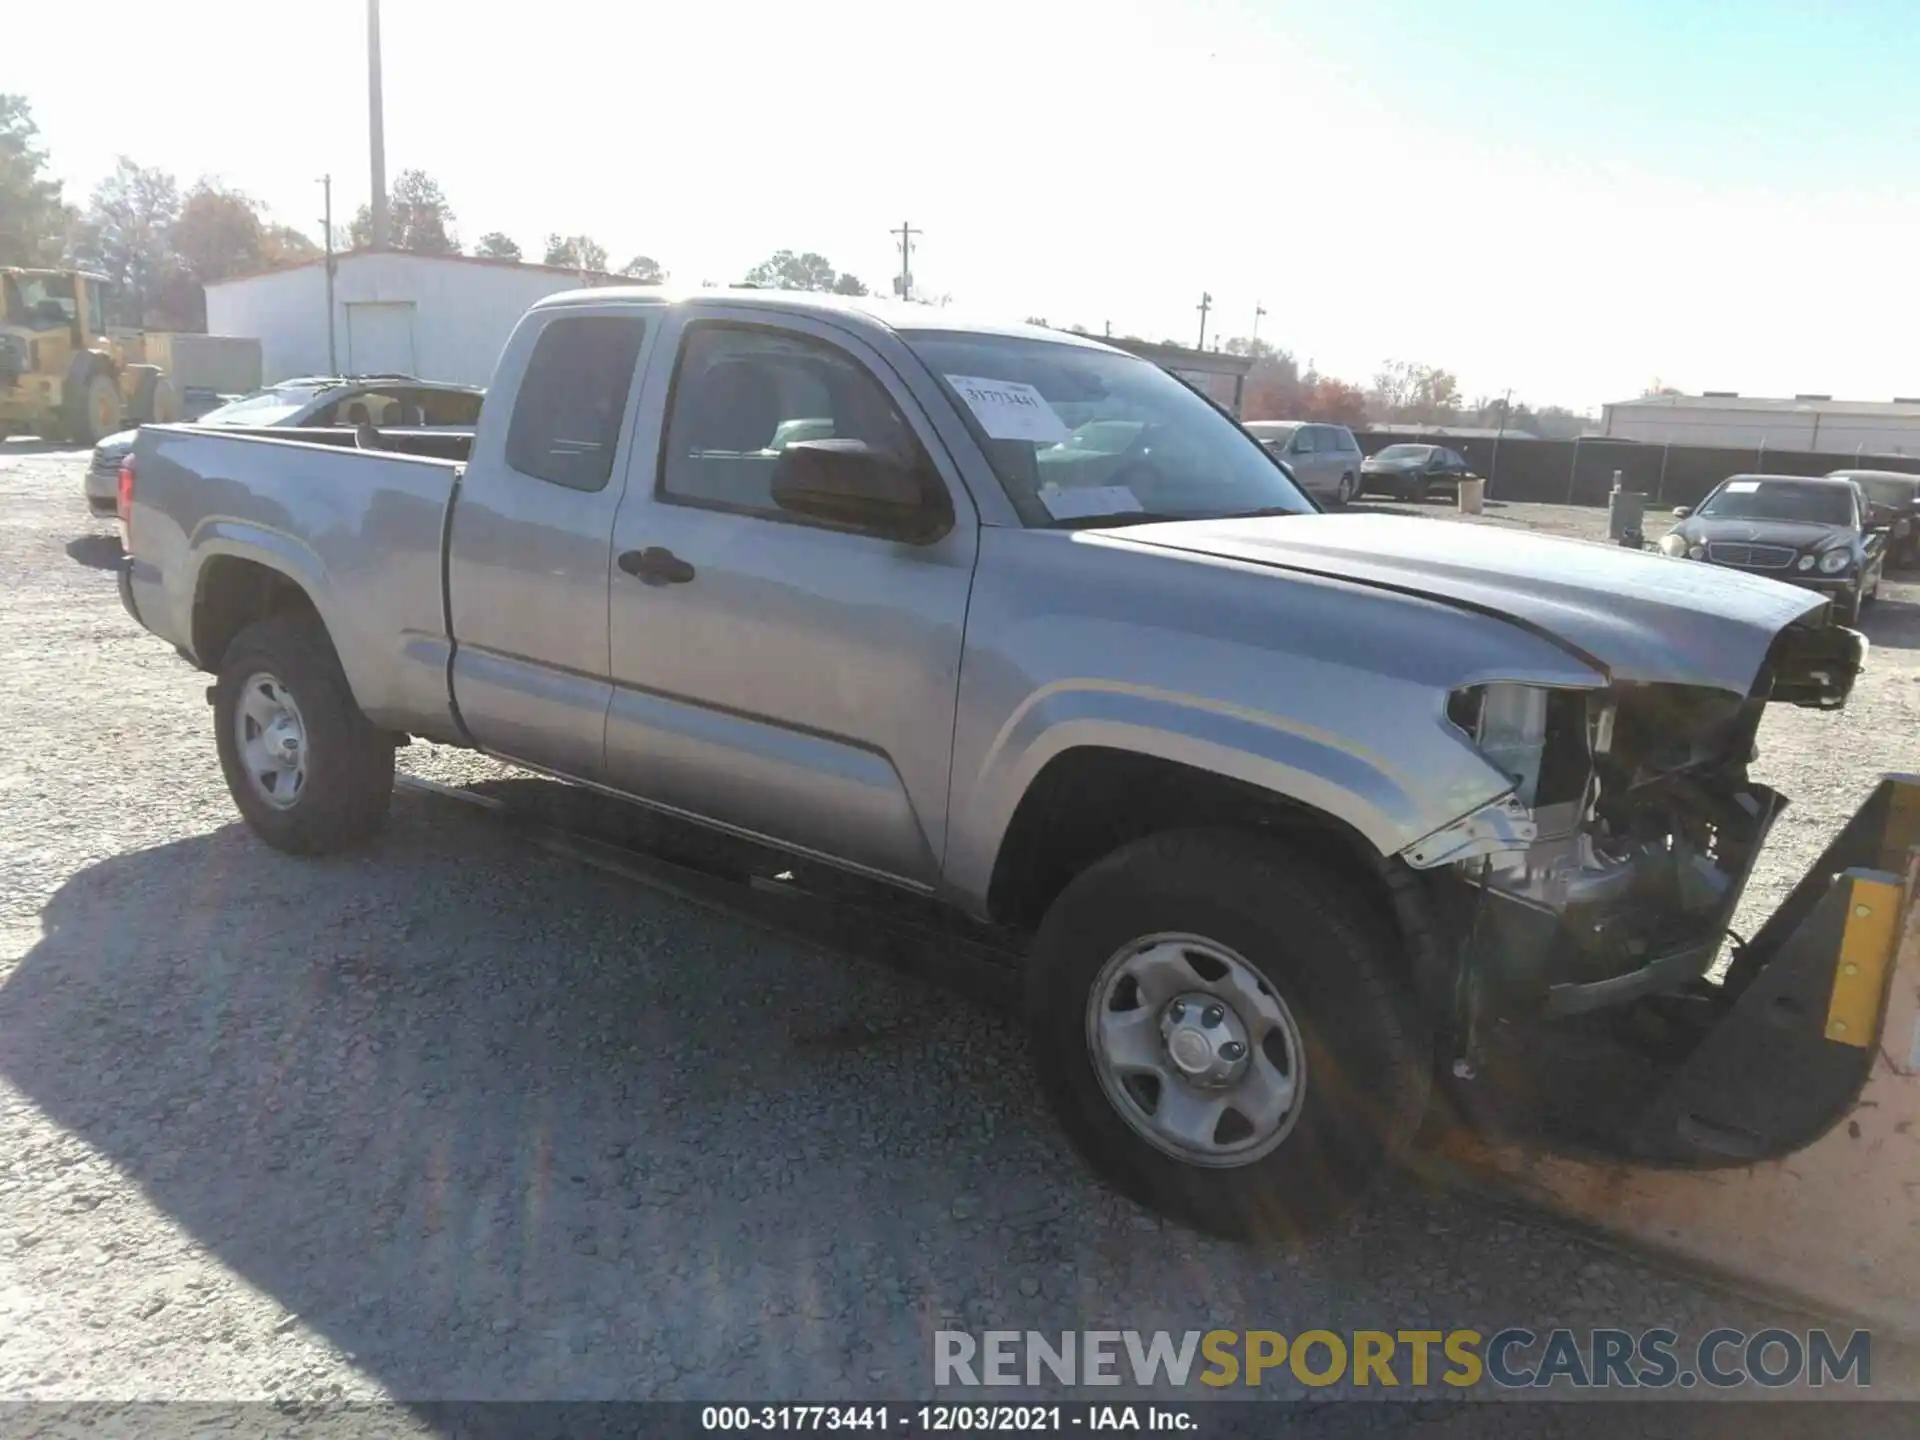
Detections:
124,425,464,736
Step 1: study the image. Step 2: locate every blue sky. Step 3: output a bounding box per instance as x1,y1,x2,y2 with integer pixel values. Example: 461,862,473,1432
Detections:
10,1,1917,413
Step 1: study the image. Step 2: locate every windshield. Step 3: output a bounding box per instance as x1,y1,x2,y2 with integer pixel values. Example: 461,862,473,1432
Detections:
3,272,77,328
1374,444,1431,462
904,333,1311,525
1698,480,1854,526
194,386,329,427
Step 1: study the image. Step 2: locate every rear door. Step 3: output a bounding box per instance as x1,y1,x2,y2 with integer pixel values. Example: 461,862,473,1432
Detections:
445,304,658,778
601,304,977,886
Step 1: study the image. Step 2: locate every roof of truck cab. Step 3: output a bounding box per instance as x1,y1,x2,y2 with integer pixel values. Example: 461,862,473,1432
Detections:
528,286,1117,350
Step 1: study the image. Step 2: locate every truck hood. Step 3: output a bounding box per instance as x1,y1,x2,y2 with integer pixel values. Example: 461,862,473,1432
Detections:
1111,512,1834,694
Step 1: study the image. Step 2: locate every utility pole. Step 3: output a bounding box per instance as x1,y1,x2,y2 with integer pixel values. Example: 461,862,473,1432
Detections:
1196,292,1213,351
1252,301,1267,346
367,0,388,248
319,175,338,372
891,221,921,301
1489,386,1512,489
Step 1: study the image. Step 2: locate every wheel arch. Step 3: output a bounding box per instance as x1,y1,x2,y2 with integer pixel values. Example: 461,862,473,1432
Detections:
190,548,330,675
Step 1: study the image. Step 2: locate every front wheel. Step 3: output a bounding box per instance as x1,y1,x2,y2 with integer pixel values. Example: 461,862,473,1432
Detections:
1334,473,1355,507
214,612,395,854
69,372,123,447
1026,829,1431,1240
1834,589,1862,626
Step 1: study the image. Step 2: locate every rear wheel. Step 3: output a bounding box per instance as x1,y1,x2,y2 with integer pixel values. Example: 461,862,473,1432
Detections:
213,612,395,854
1026,829,1431,1240
129,367,177,424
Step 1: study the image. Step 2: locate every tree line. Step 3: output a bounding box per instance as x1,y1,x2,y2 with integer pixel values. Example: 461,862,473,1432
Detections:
2,95,875,329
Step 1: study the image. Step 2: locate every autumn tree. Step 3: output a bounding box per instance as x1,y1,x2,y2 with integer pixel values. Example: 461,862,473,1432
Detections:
0,95,75,266
544,233,608,271
742,249,862,292
475,231,522,261
350,168,458,253
1299,377,1369,427
70,159,181,326
1370,360,1461,424
1233,339,1305,420
618,254,666,283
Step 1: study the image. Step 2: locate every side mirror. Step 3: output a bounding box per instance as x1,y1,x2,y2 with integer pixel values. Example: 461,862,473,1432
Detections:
1672,506,1692,519
770,439,950,543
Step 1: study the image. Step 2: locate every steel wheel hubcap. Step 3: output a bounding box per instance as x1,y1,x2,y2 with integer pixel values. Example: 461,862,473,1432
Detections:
1086,932,1307,1167
234,672,308,810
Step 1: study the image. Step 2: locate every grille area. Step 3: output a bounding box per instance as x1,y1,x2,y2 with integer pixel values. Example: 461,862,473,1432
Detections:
1706,542,1795,570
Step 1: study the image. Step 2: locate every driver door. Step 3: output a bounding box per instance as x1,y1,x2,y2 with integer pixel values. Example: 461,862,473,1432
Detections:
601,306,978,887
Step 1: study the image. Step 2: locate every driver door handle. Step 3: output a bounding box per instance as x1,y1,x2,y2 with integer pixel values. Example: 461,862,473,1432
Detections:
618,547,696,585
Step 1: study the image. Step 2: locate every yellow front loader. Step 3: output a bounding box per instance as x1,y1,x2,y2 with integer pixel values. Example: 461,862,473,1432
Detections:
0,267,177,444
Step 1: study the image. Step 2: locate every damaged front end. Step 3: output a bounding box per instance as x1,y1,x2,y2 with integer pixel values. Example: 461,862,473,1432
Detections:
1404,617,1866,1031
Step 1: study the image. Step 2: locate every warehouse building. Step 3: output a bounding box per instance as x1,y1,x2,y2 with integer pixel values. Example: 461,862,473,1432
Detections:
204,250,624,386
1600,392,1920,456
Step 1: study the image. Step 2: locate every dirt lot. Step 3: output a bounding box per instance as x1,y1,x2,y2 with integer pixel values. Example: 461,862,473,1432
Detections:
1,443,1916,1409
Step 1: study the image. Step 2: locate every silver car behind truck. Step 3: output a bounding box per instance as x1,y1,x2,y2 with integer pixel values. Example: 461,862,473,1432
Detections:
113,290,1866,1239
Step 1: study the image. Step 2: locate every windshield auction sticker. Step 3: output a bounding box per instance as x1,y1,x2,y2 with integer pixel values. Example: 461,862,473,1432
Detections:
945,375,1072,444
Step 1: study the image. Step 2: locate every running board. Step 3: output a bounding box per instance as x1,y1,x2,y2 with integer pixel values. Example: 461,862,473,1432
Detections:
393,773,1021,1012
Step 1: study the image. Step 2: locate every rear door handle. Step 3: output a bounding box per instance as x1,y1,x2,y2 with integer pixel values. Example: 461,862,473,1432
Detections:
618,547,696,585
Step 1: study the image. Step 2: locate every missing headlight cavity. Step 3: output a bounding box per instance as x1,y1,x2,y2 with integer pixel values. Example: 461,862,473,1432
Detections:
1448,679,1780,1019
1449,682,1592,807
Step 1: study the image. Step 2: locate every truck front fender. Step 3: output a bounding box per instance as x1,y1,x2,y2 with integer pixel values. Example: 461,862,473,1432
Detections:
942,679,1512,914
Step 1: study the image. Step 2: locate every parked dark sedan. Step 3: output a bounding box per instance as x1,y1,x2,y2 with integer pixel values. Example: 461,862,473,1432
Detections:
1358,443,1476,502
1828,469,1920,569
1659,473,1888,623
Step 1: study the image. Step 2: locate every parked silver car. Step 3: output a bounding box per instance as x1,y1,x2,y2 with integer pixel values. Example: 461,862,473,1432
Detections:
1243,421,1363,505
83,374,483,517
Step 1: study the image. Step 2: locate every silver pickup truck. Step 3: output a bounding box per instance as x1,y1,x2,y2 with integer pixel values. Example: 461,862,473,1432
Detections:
115,289,1865,1238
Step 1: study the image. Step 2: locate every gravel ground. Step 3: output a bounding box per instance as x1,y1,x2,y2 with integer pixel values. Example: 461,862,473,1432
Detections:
1,443,1916,1411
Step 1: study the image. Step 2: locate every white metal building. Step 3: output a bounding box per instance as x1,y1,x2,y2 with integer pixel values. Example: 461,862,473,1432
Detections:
1600,392,1920,456
204,250,625,386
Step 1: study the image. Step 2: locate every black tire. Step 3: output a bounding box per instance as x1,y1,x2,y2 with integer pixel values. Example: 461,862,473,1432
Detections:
213,612,394,854
1334,473,1355,507
1026,829,1432,1240
1834,590,1862,626
129,367,177,424
68,371,122,447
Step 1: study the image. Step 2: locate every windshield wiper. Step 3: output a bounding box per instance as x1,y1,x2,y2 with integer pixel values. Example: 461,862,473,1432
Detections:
1210,505,1307,520
1046,511,1190,530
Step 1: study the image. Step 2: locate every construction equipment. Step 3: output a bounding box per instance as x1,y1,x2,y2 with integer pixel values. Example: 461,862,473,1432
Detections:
393,770,1920,1339
0,267,177,444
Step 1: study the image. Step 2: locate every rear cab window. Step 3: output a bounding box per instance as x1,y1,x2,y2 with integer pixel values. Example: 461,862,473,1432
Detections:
505,315,649,491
